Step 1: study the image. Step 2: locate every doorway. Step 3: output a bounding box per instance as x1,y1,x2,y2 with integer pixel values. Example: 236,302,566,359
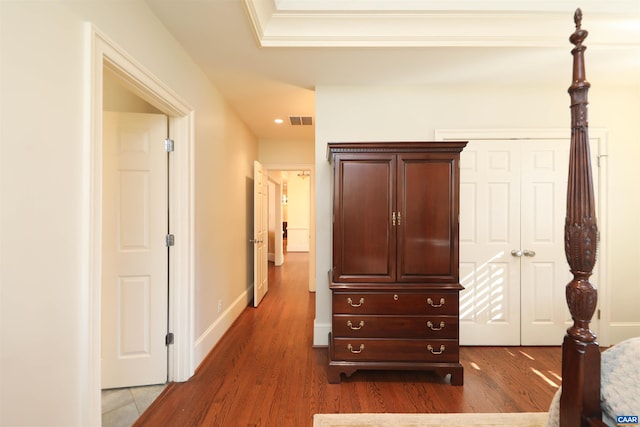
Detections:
87,25,195,426
101,111,169,389
262,166,315,292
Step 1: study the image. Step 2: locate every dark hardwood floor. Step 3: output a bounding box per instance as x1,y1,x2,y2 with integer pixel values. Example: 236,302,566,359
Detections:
134,252,561,427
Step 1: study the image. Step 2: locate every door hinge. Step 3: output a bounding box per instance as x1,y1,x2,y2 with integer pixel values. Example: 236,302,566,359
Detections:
165,332,174,346
597,309,601,320
164,138,175,152
166,234,175,247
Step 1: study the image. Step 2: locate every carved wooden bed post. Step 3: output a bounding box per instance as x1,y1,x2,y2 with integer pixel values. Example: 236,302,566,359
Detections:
560,8,602,427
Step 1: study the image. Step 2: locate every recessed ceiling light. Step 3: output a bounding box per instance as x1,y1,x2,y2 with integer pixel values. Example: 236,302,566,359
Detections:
274,118,284,124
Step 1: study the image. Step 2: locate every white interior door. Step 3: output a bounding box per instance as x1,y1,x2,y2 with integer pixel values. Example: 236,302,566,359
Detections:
102,112,169,389
519,140,572,345
460,138,598,345
253,160,268,307
459,141,522,345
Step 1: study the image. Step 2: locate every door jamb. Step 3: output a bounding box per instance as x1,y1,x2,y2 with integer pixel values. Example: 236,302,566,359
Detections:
85,24,195,425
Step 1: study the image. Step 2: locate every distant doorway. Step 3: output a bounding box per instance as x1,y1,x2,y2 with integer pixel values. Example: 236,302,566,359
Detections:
263,166,315,292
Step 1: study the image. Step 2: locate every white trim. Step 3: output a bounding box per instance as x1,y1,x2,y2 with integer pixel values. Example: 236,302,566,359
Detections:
85,23,195,426
193,289,251,363
435,128,610,346
313,319,332,347
167,113,196,382
244,1,640,48
595,132,610,346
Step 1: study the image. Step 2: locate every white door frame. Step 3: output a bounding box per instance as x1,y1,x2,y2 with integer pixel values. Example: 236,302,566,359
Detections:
435,128,609,345
85,24,195,425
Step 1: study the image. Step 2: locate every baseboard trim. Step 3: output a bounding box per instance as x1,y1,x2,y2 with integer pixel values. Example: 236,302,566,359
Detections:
314,319,331,347
193,288,251,368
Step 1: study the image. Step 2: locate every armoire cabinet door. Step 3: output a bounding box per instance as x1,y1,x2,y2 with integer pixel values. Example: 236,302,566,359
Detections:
397,153,459,283
332,153,396,282
332,152,460,283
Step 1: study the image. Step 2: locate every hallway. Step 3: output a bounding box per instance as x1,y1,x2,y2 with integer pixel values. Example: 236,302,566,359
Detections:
135,252,318,426
134,252,561,426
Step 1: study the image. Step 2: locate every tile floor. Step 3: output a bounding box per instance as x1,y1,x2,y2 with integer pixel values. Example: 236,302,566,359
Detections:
102,384,167,427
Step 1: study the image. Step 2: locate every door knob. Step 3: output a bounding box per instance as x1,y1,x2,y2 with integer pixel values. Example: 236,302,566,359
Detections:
511,249,523,257
523,249,536,257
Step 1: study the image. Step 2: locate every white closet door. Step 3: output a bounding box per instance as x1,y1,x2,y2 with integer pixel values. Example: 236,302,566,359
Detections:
459,140,522,345
459,138,596,345
519,140,573,345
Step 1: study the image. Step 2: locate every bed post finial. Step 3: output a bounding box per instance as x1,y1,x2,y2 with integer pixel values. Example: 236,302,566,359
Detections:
565,6,596,343
560,9,602,427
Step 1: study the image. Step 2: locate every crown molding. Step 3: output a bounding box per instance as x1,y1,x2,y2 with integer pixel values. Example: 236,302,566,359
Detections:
273,0,639,13
244,0,640,47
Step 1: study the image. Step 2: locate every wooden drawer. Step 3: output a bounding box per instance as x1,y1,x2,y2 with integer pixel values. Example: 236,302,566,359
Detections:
332,315,458,339
332,338,459,363
332,291,458,315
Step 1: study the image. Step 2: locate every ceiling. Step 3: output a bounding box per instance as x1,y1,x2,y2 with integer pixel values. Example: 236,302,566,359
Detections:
145,0,640,143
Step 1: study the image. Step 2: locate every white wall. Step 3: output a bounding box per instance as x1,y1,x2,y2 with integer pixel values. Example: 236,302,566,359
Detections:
259,139,314,165
286,172,311,252
314,83,640,346
0,2,257,426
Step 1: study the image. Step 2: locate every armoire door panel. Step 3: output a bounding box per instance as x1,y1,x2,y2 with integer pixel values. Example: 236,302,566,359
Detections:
397,155,457,282
333,155,396,282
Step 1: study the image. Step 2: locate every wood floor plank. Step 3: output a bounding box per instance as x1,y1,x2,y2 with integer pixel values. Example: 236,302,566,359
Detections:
134,252,561,426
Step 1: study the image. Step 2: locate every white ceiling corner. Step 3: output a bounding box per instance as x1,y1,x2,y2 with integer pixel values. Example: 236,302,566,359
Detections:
244,0,640,47
148,0,640,143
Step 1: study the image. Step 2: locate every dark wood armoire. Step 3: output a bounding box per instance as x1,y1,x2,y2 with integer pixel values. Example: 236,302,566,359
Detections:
327,141,467,385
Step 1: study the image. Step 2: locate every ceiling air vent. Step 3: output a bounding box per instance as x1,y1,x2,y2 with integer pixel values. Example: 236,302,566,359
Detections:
289,116,313,126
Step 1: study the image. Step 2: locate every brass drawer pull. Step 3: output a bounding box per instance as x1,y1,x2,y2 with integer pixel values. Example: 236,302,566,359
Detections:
427,297,445,308
347,320,364,330
348,344,365,354
427,344,446,355
427,321,445,331
347,297,364,307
